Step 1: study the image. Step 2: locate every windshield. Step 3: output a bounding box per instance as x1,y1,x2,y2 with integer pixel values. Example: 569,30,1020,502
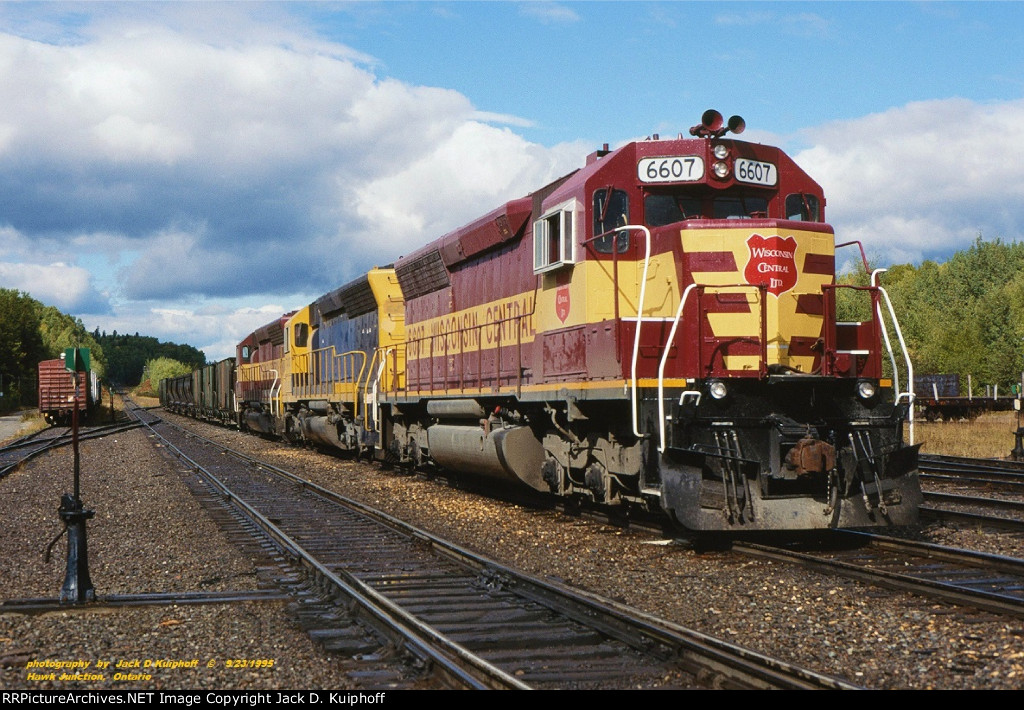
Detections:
645,192,769,226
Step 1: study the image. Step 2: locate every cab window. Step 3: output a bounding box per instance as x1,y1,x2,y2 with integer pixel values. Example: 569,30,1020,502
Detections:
713,196,768,219
533,199,577,273
786,193,820,221
592,188,630,253
293,322,309,349
645,193,702,227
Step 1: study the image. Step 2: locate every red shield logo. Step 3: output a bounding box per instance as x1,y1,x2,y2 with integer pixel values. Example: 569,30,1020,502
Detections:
744,234,798,296
555,286,571,323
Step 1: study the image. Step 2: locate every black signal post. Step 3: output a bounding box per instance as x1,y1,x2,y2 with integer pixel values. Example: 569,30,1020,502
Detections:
59,347,96,604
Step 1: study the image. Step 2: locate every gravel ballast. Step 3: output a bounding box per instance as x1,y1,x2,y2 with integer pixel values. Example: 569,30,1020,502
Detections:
4,413,1024,690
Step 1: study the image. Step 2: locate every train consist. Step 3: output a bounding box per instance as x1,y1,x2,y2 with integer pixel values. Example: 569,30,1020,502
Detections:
162,110,922,533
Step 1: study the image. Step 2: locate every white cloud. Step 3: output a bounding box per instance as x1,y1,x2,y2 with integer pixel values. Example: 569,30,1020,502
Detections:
89,300,303,362
351,121,587,256
0,11,583,308
794,98,1024,265
0,261,106,312
0,8,593,357
519,3,580,24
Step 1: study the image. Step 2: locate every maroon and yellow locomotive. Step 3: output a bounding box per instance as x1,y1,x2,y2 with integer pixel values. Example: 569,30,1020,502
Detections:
378,110,920,532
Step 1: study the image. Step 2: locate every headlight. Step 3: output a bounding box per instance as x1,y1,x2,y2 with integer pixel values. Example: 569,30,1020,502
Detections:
713,144,729,159
857,380,877,400
709,380,728,400
712,161,730,178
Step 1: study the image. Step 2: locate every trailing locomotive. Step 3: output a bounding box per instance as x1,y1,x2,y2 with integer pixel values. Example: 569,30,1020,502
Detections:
162,110,921,533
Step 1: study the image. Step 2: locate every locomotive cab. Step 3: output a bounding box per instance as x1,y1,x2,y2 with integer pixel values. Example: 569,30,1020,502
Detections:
528,111,920,531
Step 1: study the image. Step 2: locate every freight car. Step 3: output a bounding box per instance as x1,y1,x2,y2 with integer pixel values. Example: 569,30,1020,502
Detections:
38,356,99,425
914,373,1013,421
162,110,922,534
160,358,235,424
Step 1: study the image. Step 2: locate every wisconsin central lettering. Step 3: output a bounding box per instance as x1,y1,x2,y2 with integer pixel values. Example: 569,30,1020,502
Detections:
750,246,795,259
406,294,536,356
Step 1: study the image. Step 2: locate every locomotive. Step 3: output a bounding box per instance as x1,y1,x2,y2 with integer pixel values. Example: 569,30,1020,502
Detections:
162,110,921,533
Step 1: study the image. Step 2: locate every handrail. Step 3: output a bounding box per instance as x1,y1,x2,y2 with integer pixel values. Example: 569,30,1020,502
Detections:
655,282,770,452
835,240,871,274
291,346,367,421
268,369,280,418
579,223,653,437
657,283,699,452
872,268,915,445
581,227,651,438
368,347,393,433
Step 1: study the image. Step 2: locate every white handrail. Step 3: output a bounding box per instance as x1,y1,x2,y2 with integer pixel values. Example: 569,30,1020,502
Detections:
369,348,392,433
657,283,699,452
871,268,915,444
620,225,652,438
869,269,900,395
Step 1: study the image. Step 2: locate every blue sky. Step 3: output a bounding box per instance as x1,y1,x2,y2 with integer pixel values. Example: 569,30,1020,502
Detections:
1,1,1024,361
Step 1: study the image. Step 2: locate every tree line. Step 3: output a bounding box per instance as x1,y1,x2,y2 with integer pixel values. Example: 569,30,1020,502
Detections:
841,236,1024,394
0,288,205,412
0,289,106,411
92,329,205,388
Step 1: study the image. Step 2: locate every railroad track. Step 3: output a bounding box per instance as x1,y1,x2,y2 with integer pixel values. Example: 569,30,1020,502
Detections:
918,453,1024,530
125,402,855,690
737,531,1024,619
0,420,142,478
920,454,1024,489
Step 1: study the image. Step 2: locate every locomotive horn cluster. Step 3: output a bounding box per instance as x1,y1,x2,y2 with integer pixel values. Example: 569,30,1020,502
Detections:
689,108,746,138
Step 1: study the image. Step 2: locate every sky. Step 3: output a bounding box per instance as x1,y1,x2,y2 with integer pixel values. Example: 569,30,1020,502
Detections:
2,1,1024,361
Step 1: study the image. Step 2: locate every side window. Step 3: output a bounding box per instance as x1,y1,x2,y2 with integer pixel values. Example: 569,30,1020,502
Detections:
293,322,309,349
593,188,630,253
786,193,820,221
533,199,577,273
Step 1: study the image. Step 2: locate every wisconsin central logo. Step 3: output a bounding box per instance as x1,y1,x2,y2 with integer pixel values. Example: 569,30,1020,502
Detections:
744,234,798,296
555,285,571,323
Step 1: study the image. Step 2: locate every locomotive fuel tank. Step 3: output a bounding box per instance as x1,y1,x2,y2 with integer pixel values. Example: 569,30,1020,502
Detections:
422,399,548,491
426,423,547,492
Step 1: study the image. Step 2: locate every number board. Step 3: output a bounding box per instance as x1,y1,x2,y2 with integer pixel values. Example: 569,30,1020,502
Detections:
637,156,705,183
735,158,777,186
